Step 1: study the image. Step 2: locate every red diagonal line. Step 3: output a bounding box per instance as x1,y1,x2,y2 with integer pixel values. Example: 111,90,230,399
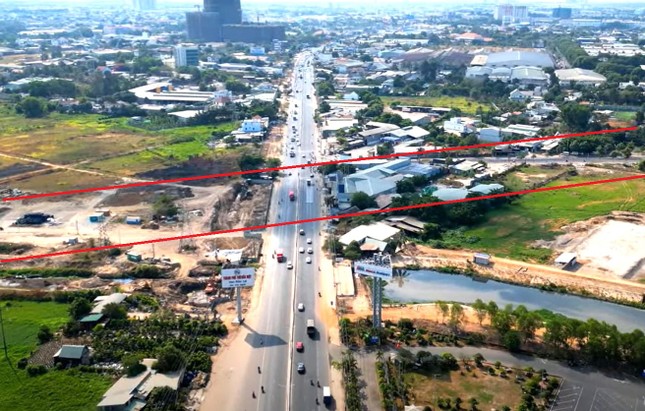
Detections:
2,173,643,263
2,127,636,202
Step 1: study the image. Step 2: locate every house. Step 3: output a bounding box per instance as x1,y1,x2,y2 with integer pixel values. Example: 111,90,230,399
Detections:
443,117,475,136
450,160,485,175
501,124,541,138
53,345,91,367
509,88,535,102
338,222,401,247
91,293,128,314
358,123,400,146
478,127,502,142
389,126,430,140
342,92,360,101
79,313,104,329
241,118,264,133
97,358,184,411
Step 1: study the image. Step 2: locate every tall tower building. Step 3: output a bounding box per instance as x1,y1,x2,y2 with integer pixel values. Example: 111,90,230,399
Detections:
132,0,156,10
204,0,242,24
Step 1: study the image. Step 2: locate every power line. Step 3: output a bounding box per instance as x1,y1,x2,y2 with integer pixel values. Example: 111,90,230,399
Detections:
0,307,20,381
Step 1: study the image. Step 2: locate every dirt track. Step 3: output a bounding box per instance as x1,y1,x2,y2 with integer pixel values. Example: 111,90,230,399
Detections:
398,244,645,304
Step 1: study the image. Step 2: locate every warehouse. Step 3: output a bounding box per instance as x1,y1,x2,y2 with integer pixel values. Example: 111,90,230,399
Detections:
555,68,607,87
471,51,554,69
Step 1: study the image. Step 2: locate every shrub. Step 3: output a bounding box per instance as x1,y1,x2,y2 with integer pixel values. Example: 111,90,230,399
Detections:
17,358,28,369
26,364,48,377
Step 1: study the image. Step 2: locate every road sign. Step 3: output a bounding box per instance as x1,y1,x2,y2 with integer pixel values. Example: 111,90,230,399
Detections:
354,260,393,279
221,267,256,288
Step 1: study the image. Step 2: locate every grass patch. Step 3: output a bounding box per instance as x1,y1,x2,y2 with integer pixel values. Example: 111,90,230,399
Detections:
382,96,492,114
0,301,112,411
11,170,119,192
613,111,636,121
452,172,645,261
405,368,521,410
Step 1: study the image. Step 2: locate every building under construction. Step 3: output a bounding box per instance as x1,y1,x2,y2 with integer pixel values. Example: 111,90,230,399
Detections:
186,0,285,43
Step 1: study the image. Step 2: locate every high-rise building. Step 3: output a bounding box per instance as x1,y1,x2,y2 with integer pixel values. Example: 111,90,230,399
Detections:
552,7,573,19
174,45,200,67
494,4,528,22
186,0,285,43
132,0,156,10
204,0,242,24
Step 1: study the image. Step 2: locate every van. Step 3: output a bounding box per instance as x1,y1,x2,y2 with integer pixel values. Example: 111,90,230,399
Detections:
323,386,331,404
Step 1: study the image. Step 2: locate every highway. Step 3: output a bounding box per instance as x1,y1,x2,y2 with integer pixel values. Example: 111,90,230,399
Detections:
200,51,330,411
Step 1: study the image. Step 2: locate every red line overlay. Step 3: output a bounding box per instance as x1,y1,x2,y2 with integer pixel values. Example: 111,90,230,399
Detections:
2,127,635,202
2,174,643,263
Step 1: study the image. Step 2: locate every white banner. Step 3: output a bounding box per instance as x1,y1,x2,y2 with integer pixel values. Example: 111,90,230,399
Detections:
354,261,392,279
221,267,256,288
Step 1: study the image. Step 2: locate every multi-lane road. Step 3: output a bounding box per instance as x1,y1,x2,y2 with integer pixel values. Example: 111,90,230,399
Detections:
201,51,330,411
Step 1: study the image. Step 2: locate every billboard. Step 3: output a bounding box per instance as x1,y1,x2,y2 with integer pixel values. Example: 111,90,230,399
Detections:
221,267,256,288
354,260,393,279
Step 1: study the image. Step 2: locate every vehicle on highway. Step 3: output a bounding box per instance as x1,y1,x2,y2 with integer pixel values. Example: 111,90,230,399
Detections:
297,362,305,373
323,387,332,404
306,319,315,336
287,261,293,269
297,302,305,311
302,154,306,158
306,238,312,244
289,191,295,201
306,179,311,186
307,247,313,254
305,257,312,264
299,247,305,253
306,94,311,99
296,341,304,352
299,229,305,235
276,248,285,262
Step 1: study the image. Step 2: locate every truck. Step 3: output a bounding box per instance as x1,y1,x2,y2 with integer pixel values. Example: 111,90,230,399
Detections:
276,248,286,262
323,386,332,405
289,191,295,201
306,319,315,336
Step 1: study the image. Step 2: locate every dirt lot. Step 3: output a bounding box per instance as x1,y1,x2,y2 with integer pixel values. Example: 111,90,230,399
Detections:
549,212,645,280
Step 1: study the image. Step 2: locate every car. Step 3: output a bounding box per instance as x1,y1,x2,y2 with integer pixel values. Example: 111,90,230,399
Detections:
296,341,304,352
287,261,293,269
302,154,306,158
297,303,305,311
310,174,314,178
307,247,313,254
299,229,305,235
306,238,312,244
297,362,305,373
305,257,312,264
299,247,305,253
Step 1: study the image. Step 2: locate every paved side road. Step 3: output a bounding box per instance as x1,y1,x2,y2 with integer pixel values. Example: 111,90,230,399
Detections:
353,346,645,411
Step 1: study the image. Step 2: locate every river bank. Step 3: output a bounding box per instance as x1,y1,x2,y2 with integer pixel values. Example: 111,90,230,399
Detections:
395,243,645,308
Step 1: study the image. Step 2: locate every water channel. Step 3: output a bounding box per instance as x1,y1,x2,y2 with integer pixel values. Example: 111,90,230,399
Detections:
384,270,645,333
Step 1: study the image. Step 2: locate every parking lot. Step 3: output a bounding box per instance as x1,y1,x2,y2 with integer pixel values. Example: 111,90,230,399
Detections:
551,379,645,411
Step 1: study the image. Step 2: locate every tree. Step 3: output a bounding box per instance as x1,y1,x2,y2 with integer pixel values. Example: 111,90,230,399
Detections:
123,353,146,376
146,386,178,411
102,302,128,320
468,397,479,411
420,223,441,241
449,303,464,330
561,103,592,132
502,330,522,352
154,345,185,373
37,325,53,344
638,160,645,172
472,299,488,326
396,178,416,194
517,311,542,342
343,241,362,260
350,192,376,209
238,153,265,171
17,97,47,118
437,301,449,323
319,101,331,113
225,79,250,94
187,351,212,373
69,297,92,319
153,194,178,217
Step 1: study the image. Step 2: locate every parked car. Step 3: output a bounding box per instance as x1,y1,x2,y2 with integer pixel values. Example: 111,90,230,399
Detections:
299,247,305,253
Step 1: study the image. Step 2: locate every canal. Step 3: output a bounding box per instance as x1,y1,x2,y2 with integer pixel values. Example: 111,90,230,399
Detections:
384,270,645,332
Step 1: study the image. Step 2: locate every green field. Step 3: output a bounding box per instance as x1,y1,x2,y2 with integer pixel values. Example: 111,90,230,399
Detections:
0,301,112,411
454,171,645,261
382,96,492,114
613,111,636,121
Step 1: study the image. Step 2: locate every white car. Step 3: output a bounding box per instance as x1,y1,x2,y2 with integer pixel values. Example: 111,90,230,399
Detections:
287,261,293,269
297,303,305,311
302,154,306,158
307,247,313,254
306,238,312,244
305,257,312,264
299,247,305,253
